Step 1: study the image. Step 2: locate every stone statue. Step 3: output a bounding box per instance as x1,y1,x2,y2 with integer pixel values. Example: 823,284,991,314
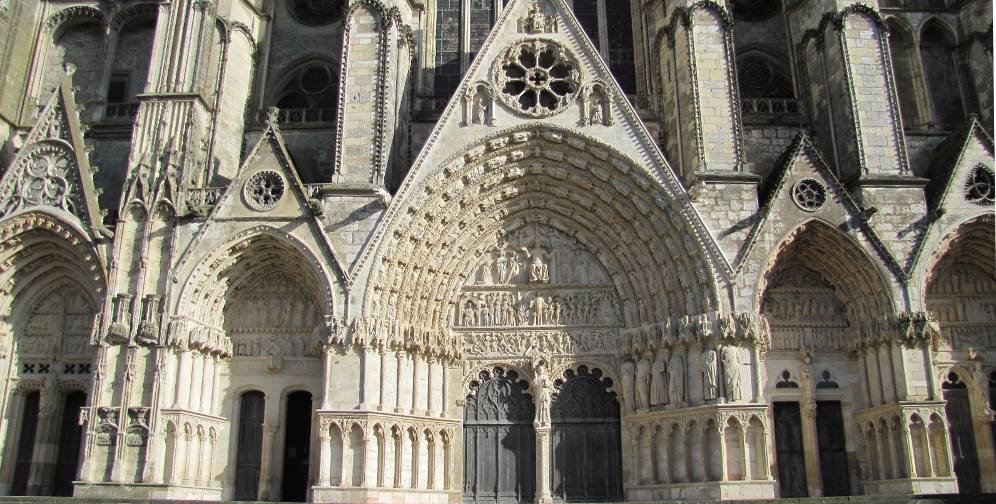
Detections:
523,245,549,283
474,94,487,124
506,250,521,284
721,346,742,402
621,360,636,412
650,357,667,406
702,347,719,401
635,357,651,410
534,361,552,427
588,96,604,125
667,353,684,405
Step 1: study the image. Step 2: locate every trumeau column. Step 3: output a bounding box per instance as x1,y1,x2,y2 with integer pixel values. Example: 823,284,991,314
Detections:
661,1,758,261
799,366,823,496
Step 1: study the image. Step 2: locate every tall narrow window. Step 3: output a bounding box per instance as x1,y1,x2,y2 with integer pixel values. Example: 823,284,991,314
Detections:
434,0,462,97
887,19,923,129
468,0,495,62
570,0,637,94
920,21,964,130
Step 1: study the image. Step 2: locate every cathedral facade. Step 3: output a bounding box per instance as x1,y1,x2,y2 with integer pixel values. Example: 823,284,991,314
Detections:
0,0,993,502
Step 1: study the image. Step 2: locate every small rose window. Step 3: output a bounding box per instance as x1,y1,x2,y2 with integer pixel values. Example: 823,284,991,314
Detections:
244,171,286,211
792,178,827,211
494,40,579,117
964,165,995,205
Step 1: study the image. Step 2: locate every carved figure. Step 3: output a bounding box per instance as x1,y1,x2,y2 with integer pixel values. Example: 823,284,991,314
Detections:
494,253,507,284
635,357,651,410
650,357,667,405
667,353,684,405
522,244,550,283
721,346,742,401
621,360,636,412
702,347,719,400
588,96,605,125
534,361,552,427
474,94,488,125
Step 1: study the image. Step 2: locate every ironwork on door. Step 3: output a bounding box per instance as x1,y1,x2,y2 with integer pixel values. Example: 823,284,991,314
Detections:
815,401,850,496
550,366,622,502
234,391,265,501
53,391,87,496
943,373,981,494
281,391,312,502
773,401,807,497
463,367,536,504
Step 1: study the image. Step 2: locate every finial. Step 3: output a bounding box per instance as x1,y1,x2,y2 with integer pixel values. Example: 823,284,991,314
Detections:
266,106,280,128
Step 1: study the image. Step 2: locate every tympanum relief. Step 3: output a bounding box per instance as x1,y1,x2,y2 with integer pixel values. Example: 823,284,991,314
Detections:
927,261,996,350
18,286,96,372
456,224,622,359
222,272,323,359
762,265,849,352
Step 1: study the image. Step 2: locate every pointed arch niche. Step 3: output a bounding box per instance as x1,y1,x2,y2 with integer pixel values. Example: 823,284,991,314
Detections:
0,213,104,496
171,230,334,500
757,221,894,497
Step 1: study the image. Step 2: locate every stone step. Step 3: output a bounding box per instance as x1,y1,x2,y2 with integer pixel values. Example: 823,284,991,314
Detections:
0,496,991,504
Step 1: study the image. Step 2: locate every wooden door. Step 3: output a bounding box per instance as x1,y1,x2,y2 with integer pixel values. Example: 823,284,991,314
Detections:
815,401,849,496
280,391,312,502
773,402,807,497
943,381,981,494
234,391,265,501
463,367,535,504
11,391,40,496
53,391,86,496
550,366,622,502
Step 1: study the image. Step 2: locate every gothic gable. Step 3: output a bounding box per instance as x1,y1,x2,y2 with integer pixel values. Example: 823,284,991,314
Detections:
735,133,906,308
0,68,106,240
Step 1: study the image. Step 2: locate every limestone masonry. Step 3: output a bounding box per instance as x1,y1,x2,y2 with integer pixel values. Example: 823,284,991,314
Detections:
0,0,992,502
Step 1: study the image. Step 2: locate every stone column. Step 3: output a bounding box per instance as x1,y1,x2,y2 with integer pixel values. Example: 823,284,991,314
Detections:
258,422,278,498
394,351,406,413
362,345,380,409
322,345,334,409
318,422,332,486
535,427,553,504
189,352,204,412
800,401,823,496
378,349,388,411
174,349,192,409
210,356,222,416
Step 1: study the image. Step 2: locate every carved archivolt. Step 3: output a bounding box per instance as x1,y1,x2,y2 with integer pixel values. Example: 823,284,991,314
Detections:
363,126,720,353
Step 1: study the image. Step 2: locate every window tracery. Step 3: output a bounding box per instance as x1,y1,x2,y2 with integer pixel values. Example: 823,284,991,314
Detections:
433,0,499,97
792,178,827,212
244,171,286,211
964,165,995,205
494,39,579,117
273,61,339,123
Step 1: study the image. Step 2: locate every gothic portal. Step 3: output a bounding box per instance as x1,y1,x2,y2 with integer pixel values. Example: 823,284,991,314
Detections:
0,0,993,503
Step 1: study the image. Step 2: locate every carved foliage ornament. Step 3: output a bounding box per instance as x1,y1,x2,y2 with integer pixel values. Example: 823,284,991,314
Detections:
493,39,580,118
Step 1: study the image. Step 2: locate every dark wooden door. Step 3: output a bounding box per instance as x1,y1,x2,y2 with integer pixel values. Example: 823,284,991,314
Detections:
550,366,622,502
773,402,807,497
11,391,40,496
815,401,849,496
463,367,535,504
53,391,86,496
234,391,265,501
943,383,981,494
281,391,312,502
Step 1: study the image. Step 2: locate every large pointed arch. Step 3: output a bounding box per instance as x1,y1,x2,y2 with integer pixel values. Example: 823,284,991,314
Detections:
362,125,720,338
175,226,337,330
755,219,898,329
920,214,995,303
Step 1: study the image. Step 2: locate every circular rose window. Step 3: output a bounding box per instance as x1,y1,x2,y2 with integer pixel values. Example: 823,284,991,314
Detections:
964,165,995,205
792,178,827,211
493,39,580,117
287,0,343,26
244,171,286,211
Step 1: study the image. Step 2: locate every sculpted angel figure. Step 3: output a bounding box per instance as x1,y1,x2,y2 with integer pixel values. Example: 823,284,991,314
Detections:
635,357,651,410
702,347,719,401
721,346,742,401
650,357,667,406
621,360,636,412
667,352,684,405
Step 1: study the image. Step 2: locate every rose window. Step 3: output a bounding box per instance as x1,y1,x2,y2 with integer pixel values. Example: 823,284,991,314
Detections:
494,40,579,117
287,0,343,26
964,165,995,205
792,178,827,211
244,171,286,211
